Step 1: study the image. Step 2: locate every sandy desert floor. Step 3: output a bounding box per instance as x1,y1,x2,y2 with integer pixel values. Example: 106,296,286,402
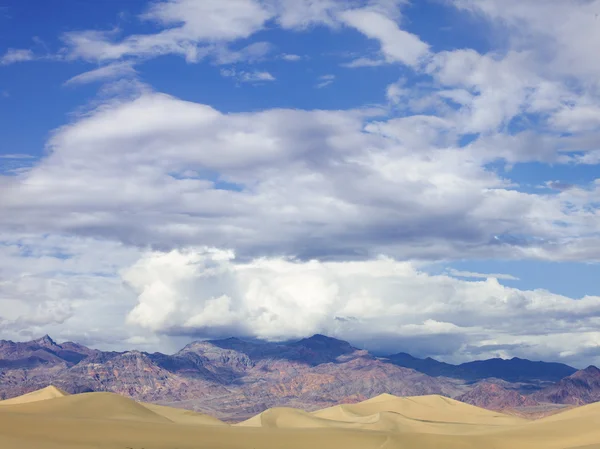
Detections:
0,386,599,449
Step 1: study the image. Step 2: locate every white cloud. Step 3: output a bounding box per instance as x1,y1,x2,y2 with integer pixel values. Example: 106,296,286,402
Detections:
340,8,430,67
271,0,350,29
281,53,302,61
63,0,273,62
1,90,598,263
0,234,141,348
1,48,35,65
64,61,137,86
452,0,600,81
122,247,600,365
220,68,276,83
0,237,598,365
341,57,385,68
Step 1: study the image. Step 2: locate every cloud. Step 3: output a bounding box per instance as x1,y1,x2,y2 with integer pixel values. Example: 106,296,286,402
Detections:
281,53,302,61
58,0,415,65
220,68,276,83
1,90,599,263
213,41,272,65
64,61,137,86
339,8,430,67
0,233,141,347
122,247,600,365
62,0,273,62
4,235,599,365
342,57,385,68
0,48,35,65
3,0,600,366
447,269,519,281
316,74,335,88
452,0,600,81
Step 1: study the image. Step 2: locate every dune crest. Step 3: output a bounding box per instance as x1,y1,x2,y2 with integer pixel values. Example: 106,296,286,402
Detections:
141,402,228,426
1,390,600,449
0,386,68,405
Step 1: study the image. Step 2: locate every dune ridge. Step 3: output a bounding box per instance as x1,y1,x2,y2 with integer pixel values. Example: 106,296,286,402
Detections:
0,386,68,405
0,388,599,449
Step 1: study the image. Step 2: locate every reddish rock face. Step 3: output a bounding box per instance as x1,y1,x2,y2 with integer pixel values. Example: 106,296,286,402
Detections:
532,366,600,406
457,382,538,410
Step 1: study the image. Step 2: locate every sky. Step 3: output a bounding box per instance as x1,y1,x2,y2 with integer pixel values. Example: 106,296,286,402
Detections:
1,0,600,368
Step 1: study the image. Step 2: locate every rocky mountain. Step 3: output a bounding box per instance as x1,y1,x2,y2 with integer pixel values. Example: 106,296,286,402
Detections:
532,366,600,405
456,382,538,410
0,334,597,421
0,334,458,421
385,352,577,383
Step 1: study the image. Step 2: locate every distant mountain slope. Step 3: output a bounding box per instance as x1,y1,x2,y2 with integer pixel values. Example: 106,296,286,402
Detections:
385,353,577,383
456,382,538,410
532,366,600,405
0,334,595,421
0,335,459,421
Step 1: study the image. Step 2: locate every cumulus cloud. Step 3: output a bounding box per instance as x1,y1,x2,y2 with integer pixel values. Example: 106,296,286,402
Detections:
1,237,599,365
123,247,600,365
0,90,598,262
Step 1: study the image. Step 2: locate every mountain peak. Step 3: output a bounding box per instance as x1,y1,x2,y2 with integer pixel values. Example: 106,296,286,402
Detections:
572,365,600,378
32,335,57,347
289,334,357,355
300,334,352,345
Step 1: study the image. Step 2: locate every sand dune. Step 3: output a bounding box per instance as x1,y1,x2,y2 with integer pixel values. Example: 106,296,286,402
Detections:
0,388,599,449
0,386,68,405
0,391,173,423
239,394,525,435
141,402,229,426
313,394,525,427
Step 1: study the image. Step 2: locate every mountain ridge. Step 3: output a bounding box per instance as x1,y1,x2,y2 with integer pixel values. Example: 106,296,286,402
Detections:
0,334,597,421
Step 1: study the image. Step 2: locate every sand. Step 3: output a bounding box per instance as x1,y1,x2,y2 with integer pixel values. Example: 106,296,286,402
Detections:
0,385,68,405
0,387,599,449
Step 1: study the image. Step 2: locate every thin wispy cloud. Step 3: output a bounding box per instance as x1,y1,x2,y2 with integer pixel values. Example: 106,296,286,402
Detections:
220,68,275,84
64,61,138,86
316,74,335,88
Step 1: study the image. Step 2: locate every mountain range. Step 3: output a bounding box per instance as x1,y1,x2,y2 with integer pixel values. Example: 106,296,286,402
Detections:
0,334,598,421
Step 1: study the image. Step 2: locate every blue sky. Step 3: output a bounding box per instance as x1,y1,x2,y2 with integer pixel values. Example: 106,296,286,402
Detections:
1,0,600,366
